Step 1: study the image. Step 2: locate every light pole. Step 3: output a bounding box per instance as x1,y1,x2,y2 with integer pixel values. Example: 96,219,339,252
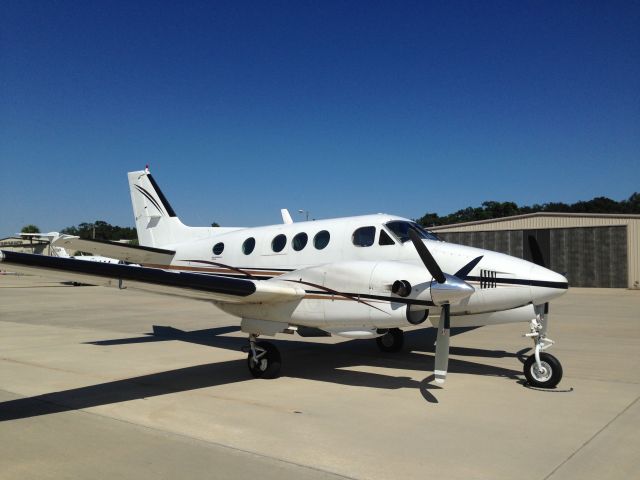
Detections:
298,209,309,221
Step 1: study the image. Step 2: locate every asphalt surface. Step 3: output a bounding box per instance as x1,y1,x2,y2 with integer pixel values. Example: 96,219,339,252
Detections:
1,274,638,479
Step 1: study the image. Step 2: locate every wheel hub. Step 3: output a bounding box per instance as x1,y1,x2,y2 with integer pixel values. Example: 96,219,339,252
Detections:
531,361,552,382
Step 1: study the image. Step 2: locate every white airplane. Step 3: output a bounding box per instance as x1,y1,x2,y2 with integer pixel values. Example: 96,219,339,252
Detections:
0,168,569,388
18,232,128,264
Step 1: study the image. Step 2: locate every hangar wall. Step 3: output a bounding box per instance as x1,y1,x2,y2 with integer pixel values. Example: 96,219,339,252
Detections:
0,237,51,255
430,213,640,289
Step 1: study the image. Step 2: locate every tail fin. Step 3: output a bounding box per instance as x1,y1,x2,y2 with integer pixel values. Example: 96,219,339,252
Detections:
128,168,215,248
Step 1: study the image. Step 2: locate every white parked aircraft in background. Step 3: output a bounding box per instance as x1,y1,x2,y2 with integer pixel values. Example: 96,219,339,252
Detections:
1,168,569,388
18,232,127,264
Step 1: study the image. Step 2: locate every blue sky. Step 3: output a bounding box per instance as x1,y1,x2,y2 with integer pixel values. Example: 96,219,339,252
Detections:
1,1,638,236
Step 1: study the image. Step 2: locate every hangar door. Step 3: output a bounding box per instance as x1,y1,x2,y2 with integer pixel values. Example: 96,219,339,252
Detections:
548,227,627,288
437,226,627,288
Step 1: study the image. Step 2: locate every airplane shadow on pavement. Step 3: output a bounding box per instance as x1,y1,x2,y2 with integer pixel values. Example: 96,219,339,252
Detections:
0,325,528,420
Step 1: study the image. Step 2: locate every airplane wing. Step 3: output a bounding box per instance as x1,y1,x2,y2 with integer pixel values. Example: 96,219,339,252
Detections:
0,251,304,304
53,236,175,264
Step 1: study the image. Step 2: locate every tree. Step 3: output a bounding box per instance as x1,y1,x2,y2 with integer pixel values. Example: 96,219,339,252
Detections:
21,224,40,233
211,222,220,227
61,220,137,241
416,193,639,228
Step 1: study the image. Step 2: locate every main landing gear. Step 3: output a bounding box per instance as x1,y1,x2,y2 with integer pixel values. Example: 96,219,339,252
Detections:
376,328,404,352
245,334,281,379
523,318,563,388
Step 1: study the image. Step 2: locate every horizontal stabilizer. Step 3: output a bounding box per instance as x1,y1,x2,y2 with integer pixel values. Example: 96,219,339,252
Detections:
53,236,175,264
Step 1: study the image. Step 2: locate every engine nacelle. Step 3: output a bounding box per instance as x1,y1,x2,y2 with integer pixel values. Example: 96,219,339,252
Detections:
276,261,435,328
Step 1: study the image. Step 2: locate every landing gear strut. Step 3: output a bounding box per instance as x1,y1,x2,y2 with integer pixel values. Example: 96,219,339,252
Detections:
523,318,562,388
246,334,281,379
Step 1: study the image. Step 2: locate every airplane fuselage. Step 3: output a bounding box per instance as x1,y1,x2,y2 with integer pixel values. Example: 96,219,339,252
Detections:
151,214,567,334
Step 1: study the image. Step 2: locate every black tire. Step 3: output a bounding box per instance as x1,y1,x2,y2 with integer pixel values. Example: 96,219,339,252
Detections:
247,341,281,379
376,328,404,353
523,352,563,388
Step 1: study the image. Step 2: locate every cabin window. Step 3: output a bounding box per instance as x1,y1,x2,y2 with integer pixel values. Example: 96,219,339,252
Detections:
212,242,224,255
385,221,440,243
379,229,396,246
314,230,330,250
272,234,287,253
242,237,255,255
352,226,376,247
293,232,308,251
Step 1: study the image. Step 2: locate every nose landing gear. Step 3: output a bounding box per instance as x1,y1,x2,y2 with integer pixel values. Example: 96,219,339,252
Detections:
523,318,563,388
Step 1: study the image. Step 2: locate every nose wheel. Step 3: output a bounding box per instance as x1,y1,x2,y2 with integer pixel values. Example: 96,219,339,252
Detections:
246,334,281,379
523,352,562,388
523,318,563,388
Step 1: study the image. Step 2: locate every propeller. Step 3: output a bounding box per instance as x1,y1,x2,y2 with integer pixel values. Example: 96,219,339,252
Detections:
527,235,546,268
434,304,450,384
409,229,446,283
408,229,479,384
528,235,550,332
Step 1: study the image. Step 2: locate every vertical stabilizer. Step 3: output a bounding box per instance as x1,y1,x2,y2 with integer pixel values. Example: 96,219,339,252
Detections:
128,168,215,248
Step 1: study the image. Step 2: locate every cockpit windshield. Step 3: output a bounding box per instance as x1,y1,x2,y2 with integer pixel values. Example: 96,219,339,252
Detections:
384,221,441,243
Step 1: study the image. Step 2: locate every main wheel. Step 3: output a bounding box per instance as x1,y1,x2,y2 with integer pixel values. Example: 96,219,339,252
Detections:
247,341,281,379
376,328,404,352
523,352,563,388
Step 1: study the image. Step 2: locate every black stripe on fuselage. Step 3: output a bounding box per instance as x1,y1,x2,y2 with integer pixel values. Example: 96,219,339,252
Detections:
465,276,568,290
304,290,435,307
2,251,255,296
163,266,568,292
183,262,294,273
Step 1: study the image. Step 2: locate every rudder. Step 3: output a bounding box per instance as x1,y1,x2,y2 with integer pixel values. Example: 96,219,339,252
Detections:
128,168,213,248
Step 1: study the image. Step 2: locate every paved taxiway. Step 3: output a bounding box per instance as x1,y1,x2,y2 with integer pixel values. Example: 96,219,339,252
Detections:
1,274,639,479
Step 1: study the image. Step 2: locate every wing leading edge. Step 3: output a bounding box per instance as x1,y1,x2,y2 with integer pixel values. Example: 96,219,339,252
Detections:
0,250,304,304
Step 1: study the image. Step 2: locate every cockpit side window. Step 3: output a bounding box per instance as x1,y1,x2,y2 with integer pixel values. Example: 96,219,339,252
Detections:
385,221,440,243
379,229,396,246
352,226,376,247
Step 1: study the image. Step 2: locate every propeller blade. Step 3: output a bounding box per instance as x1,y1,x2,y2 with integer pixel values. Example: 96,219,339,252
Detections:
541,302,549,335
453,255,483,280
527,235,546,268
434,304,450,384
534,302,550,336
408,229,446,284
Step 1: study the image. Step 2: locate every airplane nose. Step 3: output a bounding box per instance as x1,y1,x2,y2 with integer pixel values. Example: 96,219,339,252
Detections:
529,264,569,304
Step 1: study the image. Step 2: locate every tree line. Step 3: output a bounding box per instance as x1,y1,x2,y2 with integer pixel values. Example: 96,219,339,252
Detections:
60,220,138,241
20,192,639,236
416,193,640,227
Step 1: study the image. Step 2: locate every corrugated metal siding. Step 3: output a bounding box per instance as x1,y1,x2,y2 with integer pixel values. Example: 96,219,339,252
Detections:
550,227,627,288
629,220,639,289
439,231,522,257
432,215,639,288
431,215,634,232
439,226,629,288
